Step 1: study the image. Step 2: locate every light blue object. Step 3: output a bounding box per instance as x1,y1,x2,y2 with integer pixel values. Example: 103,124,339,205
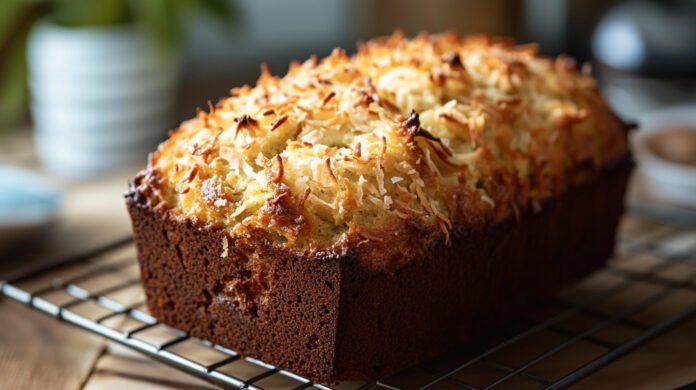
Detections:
593,14,645,71
593,1,696,75
0,165,61,227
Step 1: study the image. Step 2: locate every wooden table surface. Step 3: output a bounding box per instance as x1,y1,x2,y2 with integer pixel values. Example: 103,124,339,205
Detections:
0,131,215,389
1,130,695,389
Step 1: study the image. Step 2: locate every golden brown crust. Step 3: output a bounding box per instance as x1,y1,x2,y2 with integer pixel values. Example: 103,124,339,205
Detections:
130,31,630,272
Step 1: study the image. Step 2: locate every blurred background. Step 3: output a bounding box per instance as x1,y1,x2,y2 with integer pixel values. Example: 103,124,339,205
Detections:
0,0,695,260
2,1,696,134
2,0,696,167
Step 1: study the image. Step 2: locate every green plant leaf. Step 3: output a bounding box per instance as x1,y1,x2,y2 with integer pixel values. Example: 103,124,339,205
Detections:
0,0,30,45
0,0,44,129
128,0,182,50
49,0,130,27
198,0,239,26
0,19,30,129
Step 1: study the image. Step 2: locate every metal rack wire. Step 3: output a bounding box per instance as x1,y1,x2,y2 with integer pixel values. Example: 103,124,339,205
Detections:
2,211,696,389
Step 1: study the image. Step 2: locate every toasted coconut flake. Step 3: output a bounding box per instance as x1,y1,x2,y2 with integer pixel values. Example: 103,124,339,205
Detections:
308,193,336,209
422,148,441,177
481,192,495,207
235,114,259,137
443,52,464,68
182,167,198,183
325,158,338,184
270,115,288,131
321,91,336,107
221,236,229,258
299,187,312,208
436,213,452,243
269,155,284,183
375,163,386,195
356,175,366,206
414,184,433,214
255,152,267,166
230,202,247,218
353,142,362,158
383,195,393,209
367,195,383,207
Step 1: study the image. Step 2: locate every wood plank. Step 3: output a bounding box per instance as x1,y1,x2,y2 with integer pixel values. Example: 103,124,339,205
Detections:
83,343,217,390
0,299,105,389
577,318,696,390
0,130,128,389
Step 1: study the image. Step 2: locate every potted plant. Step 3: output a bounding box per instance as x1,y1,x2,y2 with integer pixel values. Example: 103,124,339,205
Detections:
0,0,236,178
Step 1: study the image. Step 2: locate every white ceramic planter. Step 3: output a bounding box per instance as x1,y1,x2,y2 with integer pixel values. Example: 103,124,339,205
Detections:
27,21,179,178
632,105,696,208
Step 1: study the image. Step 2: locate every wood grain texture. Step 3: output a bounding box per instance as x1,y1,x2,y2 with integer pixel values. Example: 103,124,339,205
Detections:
0,299,105,390
579,319,696,389
0,131,139,389
83,344,216,390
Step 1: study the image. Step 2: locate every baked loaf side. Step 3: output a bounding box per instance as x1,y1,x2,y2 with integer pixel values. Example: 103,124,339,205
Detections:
130,31,629,272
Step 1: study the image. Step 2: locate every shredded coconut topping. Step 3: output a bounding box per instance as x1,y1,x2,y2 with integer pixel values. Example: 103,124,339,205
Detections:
140,32,628,250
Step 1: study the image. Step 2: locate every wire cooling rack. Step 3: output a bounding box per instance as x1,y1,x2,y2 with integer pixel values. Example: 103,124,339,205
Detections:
2,211,696,389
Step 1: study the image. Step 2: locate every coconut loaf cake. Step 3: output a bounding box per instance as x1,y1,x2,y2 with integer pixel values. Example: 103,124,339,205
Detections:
126,32,633,383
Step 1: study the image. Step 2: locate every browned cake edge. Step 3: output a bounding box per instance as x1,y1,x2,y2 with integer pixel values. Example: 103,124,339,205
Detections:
126,157,633,384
